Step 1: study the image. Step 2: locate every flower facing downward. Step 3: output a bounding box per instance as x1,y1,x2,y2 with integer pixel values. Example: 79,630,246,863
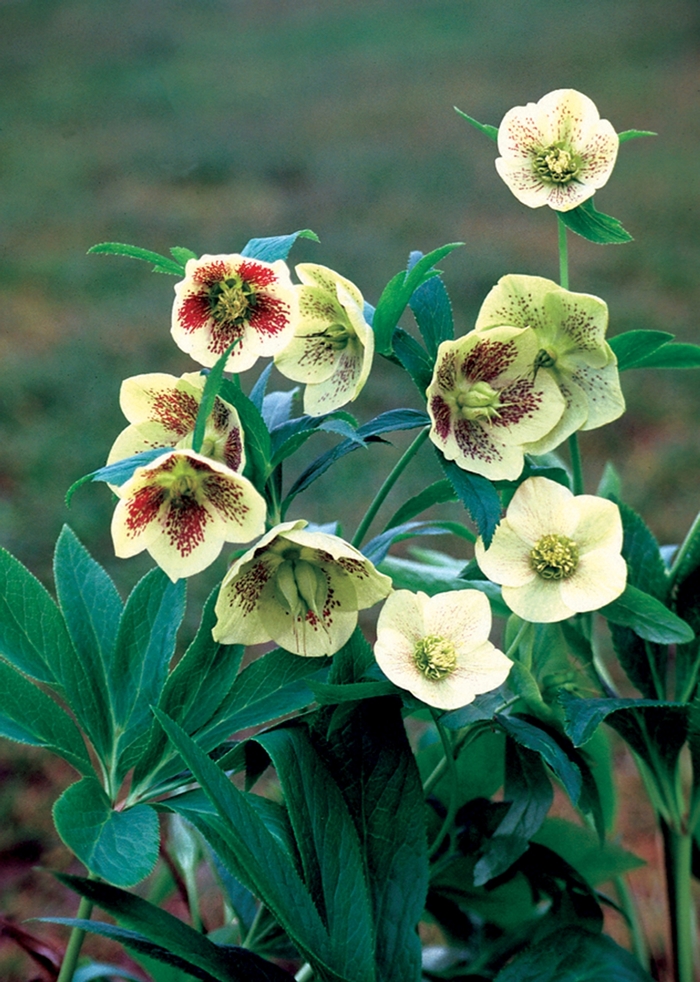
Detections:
107,372,245,473
374,589,512,710
111,449,266,581
213,520,392,657
475,476,627,623
172,254,298,373
474,274,625,453
274,264,374,415
495,89,619,212
426,327,565,481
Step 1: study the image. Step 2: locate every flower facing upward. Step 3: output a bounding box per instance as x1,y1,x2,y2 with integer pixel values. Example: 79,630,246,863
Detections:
212,520,392,657
474,274,625,453
172,254,298,373
495,89,619,212
111,449,266,581
474,476,627,623
107,372,245,473
274,264,374,415
373,589,511,710
426,327,565,481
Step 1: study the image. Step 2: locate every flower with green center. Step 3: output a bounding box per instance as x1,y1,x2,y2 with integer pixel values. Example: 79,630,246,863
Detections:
274,264,374,415
495,89,619,212
373,589,512,710
106,372,245,474
172,254,299,373
474,273,625,452
426,326,565,481
474,476,627,623
111,449,266,581
212,520,392,657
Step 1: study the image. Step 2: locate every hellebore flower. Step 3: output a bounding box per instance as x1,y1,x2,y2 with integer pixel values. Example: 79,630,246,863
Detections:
274,263,374,415
172,254,298,372
111,449,266,581
495,89,619,212
107,372,245,473
426,327,565,481
373,589,511,710
474,274,625,453
212,519,392,657
474,476,627,623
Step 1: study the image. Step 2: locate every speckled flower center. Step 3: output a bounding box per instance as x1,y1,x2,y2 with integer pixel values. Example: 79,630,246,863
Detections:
530,533,580,580
154,458,204,504
456,380,502,421
533,145,580,184
208,275,257,324
414,635,458,680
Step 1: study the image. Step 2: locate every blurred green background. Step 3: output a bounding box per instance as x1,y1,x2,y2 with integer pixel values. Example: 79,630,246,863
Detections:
1,0,699,976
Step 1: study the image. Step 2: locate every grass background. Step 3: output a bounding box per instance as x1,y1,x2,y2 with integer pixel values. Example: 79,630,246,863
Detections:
0,0,699,977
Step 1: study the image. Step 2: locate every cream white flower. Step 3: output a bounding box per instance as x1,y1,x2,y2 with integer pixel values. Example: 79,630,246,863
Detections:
172,254,298,373
475,476,626,623
495,89,619,212
275,264,374,415
107,372,245,473
111,449,266,581
374,589,511,710
213,520,392,657
426,327,565,481
474,274,625,453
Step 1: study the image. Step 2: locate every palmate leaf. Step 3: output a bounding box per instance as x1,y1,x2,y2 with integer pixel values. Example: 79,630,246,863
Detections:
407,250,454,357
383,479,456,529
218,379,272,491
240,229,319,263
88,242,187,275
437,455,502,547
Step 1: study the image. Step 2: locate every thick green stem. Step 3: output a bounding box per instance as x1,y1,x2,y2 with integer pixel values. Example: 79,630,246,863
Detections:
614,875,650,972
568,432,584,495
56,892,94,982
669,506,700,589
664,825,695,982
557,214,569,290
351,426,430,548
295,963,314,982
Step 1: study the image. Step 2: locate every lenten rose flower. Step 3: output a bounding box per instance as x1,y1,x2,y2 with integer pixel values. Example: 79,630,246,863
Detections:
373,589,511,710
107,372,245,473
111,449,266,581
212,520,392,657
172,254,298,372
274,264,374,415
474,476,627,623
474,274,625,453
426,327,565,481
495,89,619,212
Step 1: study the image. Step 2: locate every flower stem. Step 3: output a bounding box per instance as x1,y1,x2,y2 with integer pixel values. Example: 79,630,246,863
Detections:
427,710,459,860
351,425,430,548
568,432,584,495
295,963,314,982
663,824,696,982
557,214,569,289
56,891,95,982
614,875,650,971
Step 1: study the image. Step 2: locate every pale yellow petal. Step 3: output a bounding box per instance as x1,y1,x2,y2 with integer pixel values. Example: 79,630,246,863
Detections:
107,423,178,466
570,495,624,554
474,274,557,333
262,565,359,656
475,526,536,587
302,345,365,415
494,157,550,208
521,376,589,455
560,549,627,612
543,290,610,368
505,477,578,542
423,589,492,647
502,577,574,623
497,101,552,158
295,263,364,310
213,555,280,646
574,359,625,431
577,120,619,188
538,89,601,149
275,332,338,385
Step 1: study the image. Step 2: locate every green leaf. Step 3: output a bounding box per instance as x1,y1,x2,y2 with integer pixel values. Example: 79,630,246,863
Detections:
496,715,582,806
65,448,173,505
87,242,185,275
0,659,92,774
240,229,319,263
362,519,474,566
617,500,669,600
384,479,456,530
438,455,501,547
608,330,675,371
532,818,644,887
454,107,499,141
73,962,145,982
53,779,159,886
493,924,654,981
170,246,198,265
618,129,657,143
49,873,296,982
631,341,700,370
53,527,122,758
192,345,239,455
373,243,463,356
596,461,622,500
378,554,509,616
407,251,454,356
307,679,398,704
0,547,69,684
391,327,434,393
601,583,694,644
558,198,633,245
218,379,272,490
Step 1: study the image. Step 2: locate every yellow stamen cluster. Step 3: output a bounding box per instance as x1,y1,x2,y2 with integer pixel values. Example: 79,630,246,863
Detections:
414,635,458,680
533,145,580,184
209,276,257,324
530,533,580,580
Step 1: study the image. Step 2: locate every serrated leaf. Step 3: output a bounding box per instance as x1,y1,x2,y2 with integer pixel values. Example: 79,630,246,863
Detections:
240,229,319,263
618,129,657,143
391,327,434,392
0,660,92,774
559,198,633,245
362,519,474,566
307,679,398,704
454,107,499,141
532,818,644,886
170,246,198,265
616,499,668,600
601,584,693,643
249,363,274,411
192,343,239,455
384,479,456,530
496,715,582,807
608,330,675,371
632,341,700,370
88,242,185,275
407,250,454,356
438,455,501,546
53,779,159,886
218,379,272,489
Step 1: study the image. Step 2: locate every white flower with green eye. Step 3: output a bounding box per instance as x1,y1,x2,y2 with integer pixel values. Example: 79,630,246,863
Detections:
212,520,392,657
373,589,511,710
474,273,625,453
495,89,619,212
274,264,374,415
474,476,627,623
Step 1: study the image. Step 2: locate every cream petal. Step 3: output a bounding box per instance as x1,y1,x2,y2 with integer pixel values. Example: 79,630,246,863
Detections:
213,555,280,646
521,376,589,455
107,422,179,466
502,577,574,623
119,373,200,426
450,640,513,696
275,332,339,385
111,483,167,559
303,345,364,415
544,180,596,212
375,590,426,648
543,290,610,368
573,360,625,430
423,589,492,647
577,121,619,187
147,498,227,582
474,274,557,333
560,549,627,612
450,418,526,481
203,470,267,543
494,157,551,209
475,525,536,587
491,370,565,445
538,89,602,148
283,529,392,609
296,263,365,310
497,101,552,157
571,496,624,554
504,477,578,542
